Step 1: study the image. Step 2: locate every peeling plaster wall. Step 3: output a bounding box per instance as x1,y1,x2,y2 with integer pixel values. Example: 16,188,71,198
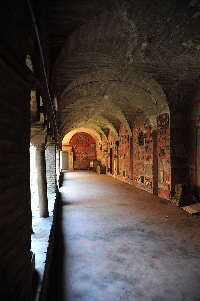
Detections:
133,109,154,193
157,113,171,199
100,135,108,167
170,111,189,195
189,79,200,196
95,140,102,163
69,132,97,170
107,131,116,174
118,123,130,179
103,113,173,199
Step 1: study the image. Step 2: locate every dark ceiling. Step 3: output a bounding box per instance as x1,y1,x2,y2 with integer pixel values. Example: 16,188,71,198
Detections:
47,0,200,139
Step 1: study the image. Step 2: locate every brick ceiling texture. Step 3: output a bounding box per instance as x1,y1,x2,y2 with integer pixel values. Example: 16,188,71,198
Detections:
48,0,200,139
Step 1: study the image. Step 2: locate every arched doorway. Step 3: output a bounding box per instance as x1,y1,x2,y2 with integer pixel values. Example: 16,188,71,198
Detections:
69,132,97,170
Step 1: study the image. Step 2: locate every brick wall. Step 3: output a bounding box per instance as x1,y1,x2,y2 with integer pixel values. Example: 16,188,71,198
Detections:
189,80,200,196
132,109,153,192
45,144,56,194
95,138,101,163
98,113,173,199
118,123,130,178
107,131,116,174
157,113,171,199
0,61,32,300
100,135,108,167
170,111,189,195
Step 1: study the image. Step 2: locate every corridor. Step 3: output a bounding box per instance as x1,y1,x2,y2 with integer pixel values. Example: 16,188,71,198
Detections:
48,171,200,301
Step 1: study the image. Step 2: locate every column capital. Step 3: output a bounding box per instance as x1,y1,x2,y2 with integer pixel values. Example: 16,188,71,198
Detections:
34,143,46,151
30,130,47,146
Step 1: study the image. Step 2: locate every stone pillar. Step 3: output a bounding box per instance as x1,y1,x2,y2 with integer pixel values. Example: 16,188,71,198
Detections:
69,148,74,170
35,143,49,217
152,130,158,195
170,111,189,193
130,137,133,180
30,144,38,203
56,146,60,182
196,128,200,197
114,141,119,176
113,145,117,176
61,151,69,170
46,143,57,194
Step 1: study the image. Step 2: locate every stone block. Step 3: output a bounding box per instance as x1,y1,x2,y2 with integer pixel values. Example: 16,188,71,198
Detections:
171,183,198,207
182,203,200,215
96,166,106,174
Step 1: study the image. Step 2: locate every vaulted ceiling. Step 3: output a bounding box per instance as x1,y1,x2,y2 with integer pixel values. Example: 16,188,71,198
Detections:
48,0,200,141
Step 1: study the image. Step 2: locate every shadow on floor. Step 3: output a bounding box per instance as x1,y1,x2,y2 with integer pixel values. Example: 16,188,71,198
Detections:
47,194,67,301
31,270,40,300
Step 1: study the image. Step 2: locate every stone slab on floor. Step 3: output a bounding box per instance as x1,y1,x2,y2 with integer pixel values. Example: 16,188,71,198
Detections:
182,203,200,215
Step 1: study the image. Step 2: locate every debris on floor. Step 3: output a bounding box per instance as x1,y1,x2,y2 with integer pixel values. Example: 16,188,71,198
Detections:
182,203,200,215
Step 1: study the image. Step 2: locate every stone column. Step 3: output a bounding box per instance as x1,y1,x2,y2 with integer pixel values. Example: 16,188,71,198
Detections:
35,143,49,217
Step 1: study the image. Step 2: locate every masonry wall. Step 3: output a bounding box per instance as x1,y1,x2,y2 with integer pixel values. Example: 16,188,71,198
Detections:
0,61,32,300
69,132,96,169
118,123,130,178
157,113,171,199
100,111,174,199
107,131,116,175
189,79,200,197
46,144,56,194
170,110,189,195
95,139,101,163
132,109,154,193
101,135,108,168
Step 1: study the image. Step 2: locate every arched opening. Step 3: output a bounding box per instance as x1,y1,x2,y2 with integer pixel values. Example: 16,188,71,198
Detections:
62,129,102,171
69,132,97,170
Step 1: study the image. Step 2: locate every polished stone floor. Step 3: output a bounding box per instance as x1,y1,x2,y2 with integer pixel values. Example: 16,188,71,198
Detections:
48,171,200,301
